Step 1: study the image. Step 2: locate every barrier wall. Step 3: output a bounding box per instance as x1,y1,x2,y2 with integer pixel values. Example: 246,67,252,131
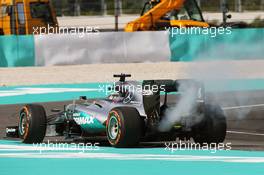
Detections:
0,29,263,67
170,28,264,61
0,36,34,67
34,31,170,66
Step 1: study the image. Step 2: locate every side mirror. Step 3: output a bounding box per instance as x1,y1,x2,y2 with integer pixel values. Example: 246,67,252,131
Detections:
51,108,61,113
79,96,87,100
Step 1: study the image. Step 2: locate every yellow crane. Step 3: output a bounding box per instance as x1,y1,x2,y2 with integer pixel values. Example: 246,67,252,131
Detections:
125,0,210,32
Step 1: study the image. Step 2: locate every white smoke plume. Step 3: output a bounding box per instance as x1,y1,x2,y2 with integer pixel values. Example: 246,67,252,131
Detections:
158,60,256,132
189,60,253,120
158,81,199,132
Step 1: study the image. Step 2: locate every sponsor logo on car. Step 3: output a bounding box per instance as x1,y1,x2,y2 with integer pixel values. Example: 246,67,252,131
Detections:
73,114,95,125
6,128,16,133
73,113,81,117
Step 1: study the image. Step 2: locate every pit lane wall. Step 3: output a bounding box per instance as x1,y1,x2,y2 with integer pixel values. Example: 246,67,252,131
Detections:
0,29,263,67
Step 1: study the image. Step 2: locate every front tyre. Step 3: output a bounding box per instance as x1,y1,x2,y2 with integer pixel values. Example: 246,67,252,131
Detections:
19,104,47,144
106,107,143,148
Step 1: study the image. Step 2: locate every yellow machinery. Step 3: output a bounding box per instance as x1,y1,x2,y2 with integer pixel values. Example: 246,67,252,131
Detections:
0,0,58,35
125,0,210,32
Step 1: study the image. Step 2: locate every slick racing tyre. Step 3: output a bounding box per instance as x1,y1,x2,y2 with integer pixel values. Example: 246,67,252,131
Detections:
106,107,143,148
193,104,226,144
19,104,47,144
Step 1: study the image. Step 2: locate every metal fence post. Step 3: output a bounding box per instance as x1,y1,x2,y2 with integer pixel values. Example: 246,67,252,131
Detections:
235,0,242,12
261,0,264,11
74,0,80,16
197,0,201,7
101,0,107,16
114,0,121,31
221,0,228,26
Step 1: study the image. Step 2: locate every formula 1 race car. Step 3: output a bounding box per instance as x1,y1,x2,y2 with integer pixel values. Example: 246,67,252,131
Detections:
6,74,226,148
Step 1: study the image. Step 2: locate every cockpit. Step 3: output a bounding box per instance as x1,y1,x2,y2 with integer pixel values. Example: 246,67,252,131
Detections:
107,86,134,104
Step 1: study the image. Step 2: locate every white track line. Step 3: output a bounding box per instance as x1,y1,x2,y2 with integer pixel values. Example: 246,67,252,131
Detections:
0,144,99,152
0,144,264,163
227,131,264,136
223,104,264,110
0,152,263,163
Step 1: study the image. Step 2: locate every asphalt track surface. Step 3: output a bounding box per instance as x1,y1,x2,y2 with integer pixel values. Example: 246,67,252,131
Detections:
1,91,264,150
1,92,264,175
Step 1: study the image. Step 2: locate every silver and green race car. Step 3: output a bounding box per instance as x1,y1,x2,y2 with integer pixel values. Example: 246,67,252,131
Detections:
6,74,226,148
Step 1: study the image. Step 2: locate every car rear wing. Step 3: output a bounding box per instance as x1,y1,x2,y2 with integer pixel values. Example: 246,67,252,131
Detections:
142,79,205,101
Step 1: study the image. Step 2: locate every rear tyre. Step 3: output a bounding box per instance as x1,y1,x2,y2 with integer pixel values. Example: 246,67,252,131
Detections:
106,107,143,148
193,104,226,144
19,104,47,144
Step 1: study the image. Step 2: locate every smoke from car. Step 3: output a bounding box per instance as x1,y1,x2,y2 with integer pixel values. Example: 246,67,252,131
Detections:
158,60,253,132
188,60,253,120
158,81,199,132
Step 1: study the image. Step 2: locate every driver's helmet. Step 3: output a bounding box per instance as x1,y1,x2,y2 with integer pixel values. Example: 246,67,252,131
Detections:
114,83,134,104
108,92,125,103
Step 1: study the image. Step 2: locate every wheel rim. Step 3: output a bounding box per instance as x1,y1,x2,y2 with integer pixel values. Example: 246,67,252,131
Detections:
19,112,27,135
108,116,119,140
